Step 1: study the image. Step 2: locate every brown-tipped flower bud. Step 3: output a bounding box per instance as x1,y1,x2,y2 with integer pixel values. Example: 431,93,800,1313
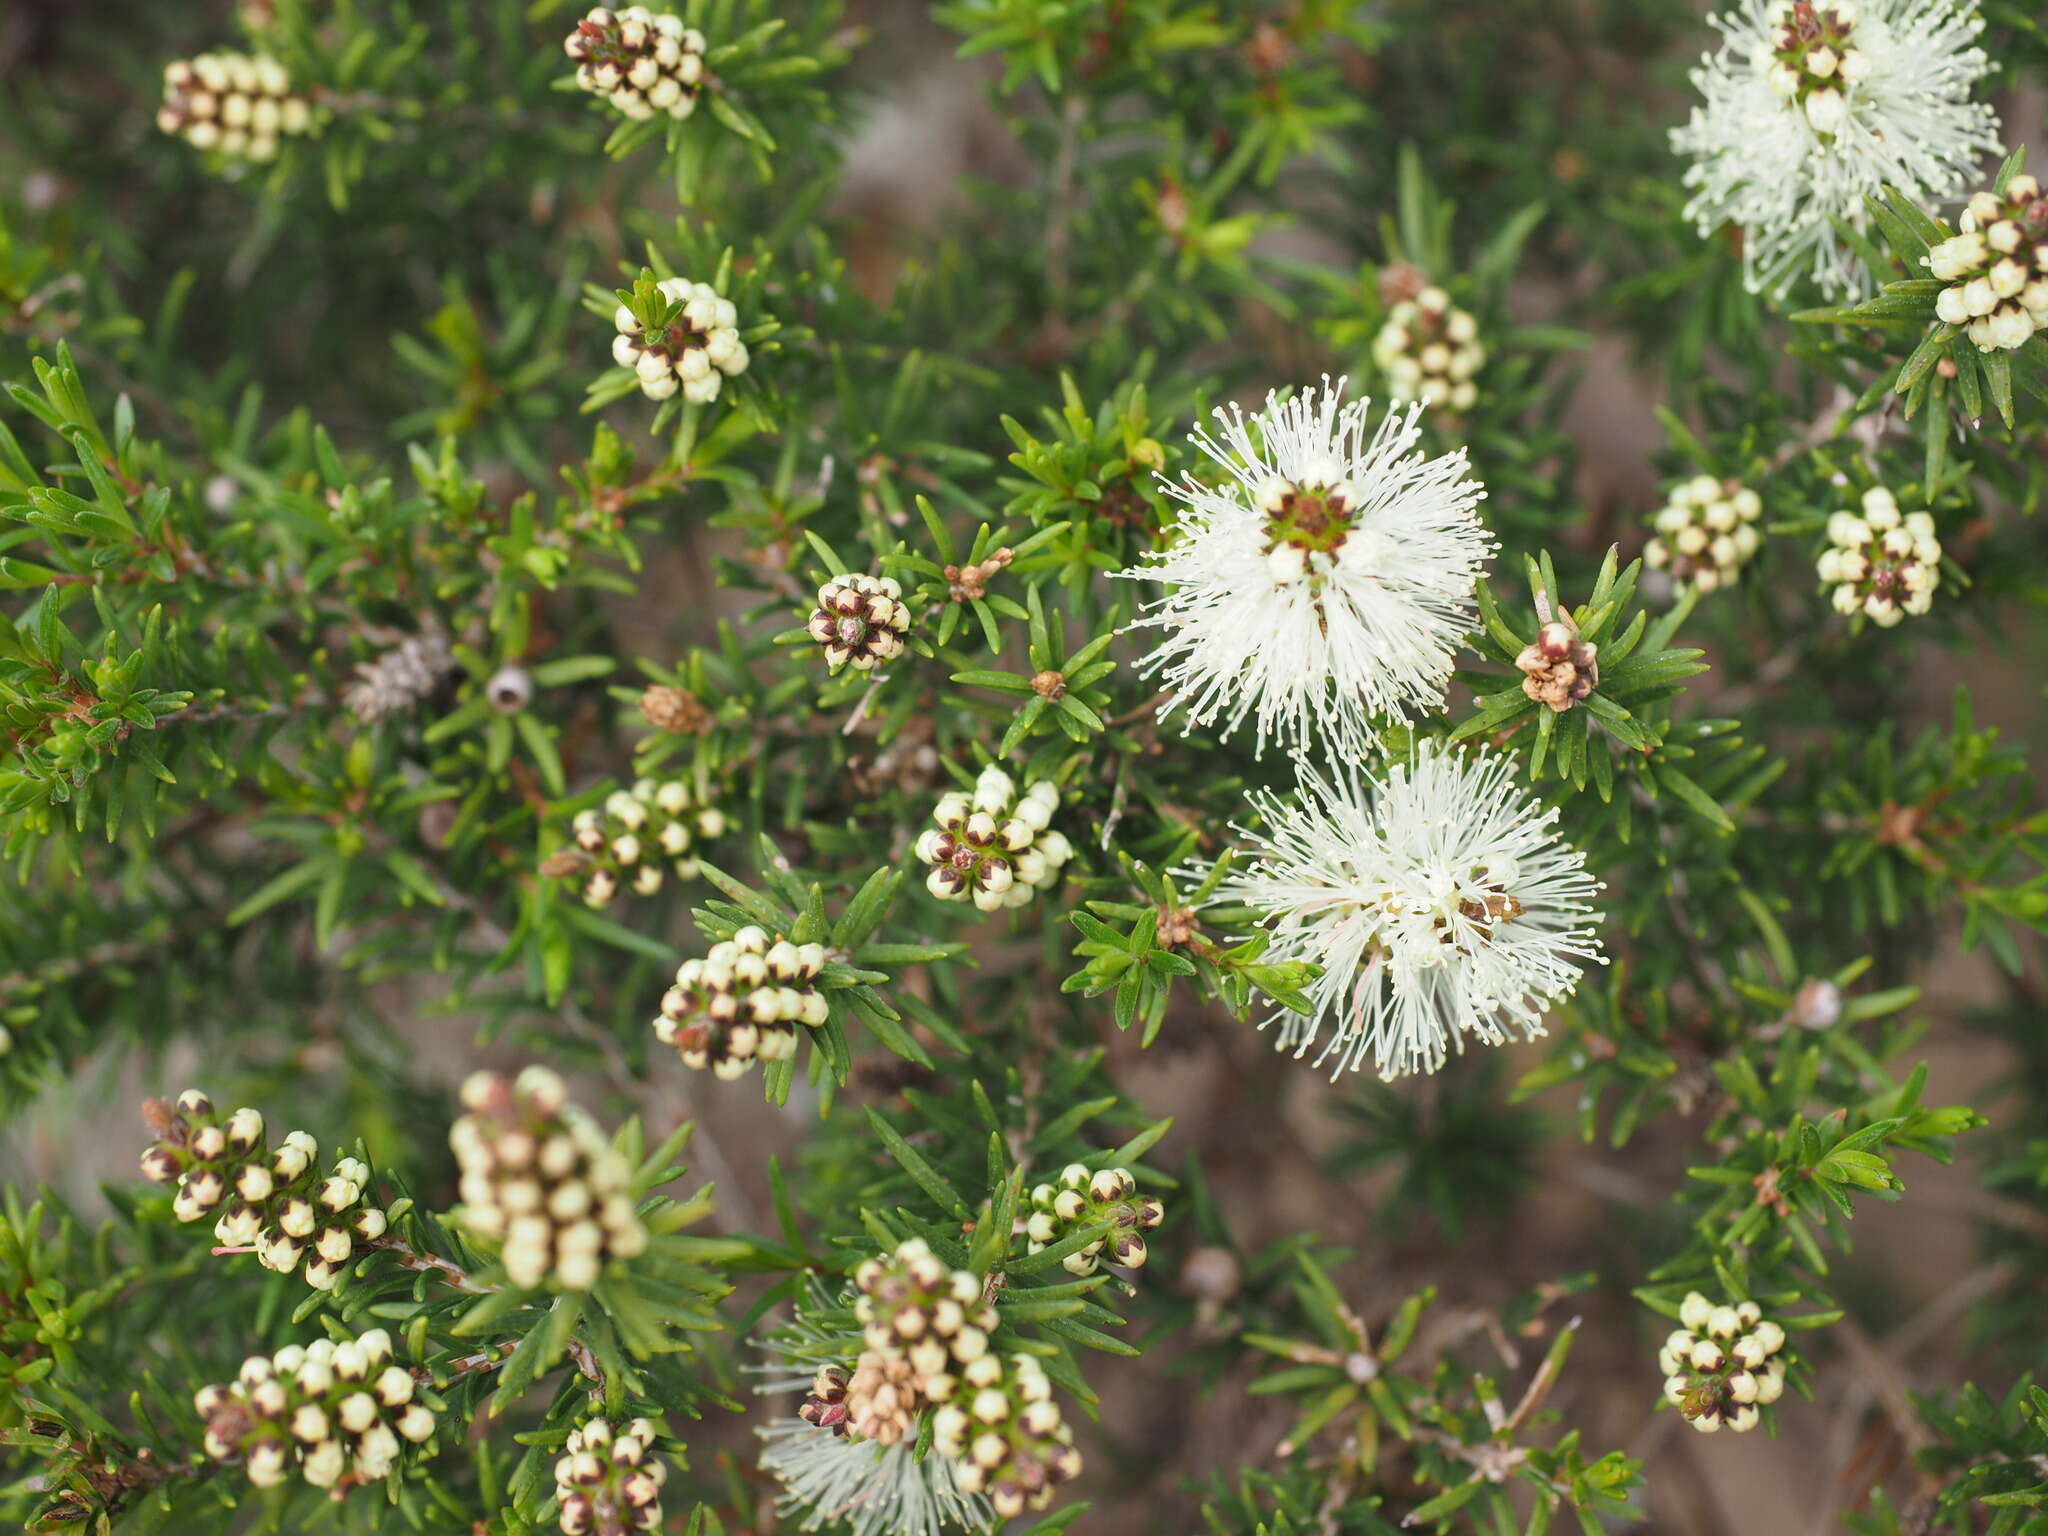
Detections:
1371,282,1486,416
550,777,725,907
157,50,314,164
808,573,913,674
652,927,828,1080
1661,1294,1789,1435
140,1091,378,1291
567,6,708,125
918,768,1070,914
1027,1161,1165,1279
194,1330,433,1491
931,1352,1080,1513
552,1416,669,1534
449,1069,645,1290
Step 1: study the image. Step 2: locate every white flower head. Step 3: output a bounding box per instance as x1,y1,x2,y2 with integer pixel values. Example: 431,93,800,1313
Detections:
757,1420,990,1536
1671,0,2001,298
1117,378,1492,758
1201,743,1605,1080
748,1283,991,1536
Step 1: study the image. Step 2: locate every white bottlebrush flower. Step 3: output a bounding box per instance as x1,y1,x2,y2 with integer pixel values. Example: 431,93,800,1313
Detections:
1670,0,2001,298
1117,378,1492,759
1201,743,1604,1080
756,1420,990,1536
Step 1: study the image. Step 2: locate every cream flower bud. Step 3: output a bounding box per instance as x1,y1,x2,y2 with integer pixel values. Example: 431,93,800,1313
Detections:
1803,88,1846,136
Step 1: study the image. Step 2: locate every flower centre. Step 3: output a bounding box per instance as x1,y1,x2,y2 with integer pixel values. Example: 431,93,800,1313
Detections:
1257,473,1363,586
1761,2,1864,133
1424,863,1524,956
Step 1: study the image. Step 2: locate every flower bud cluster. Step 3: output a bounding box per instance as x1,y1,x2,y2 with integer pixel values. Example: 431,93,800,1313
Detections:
796,1240,998,1450
931,1352,1082,1519
1643,475,1764,592
612,278,748,403
1757,1,1867,137
1514,619,1598,712
1818,487,1942,626
557,777,728,908
1659,1291,1787,1434
194,1329,433,1491
449,1068,647,1291
653,924,829,1079
1926,175,2048,351
564,7,706,122
1025,1164,1165,1276
807,574,912,672
552,1417,668,1536
139,1089,387,1291
1370,285,1485,414
158,52,313,162
852,1239,999,1412
915,767,1073,912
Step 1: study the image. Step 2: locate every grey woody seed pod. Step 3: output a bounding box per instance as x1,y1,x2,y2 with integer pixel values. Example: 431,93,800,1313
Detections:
343,630,455,723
